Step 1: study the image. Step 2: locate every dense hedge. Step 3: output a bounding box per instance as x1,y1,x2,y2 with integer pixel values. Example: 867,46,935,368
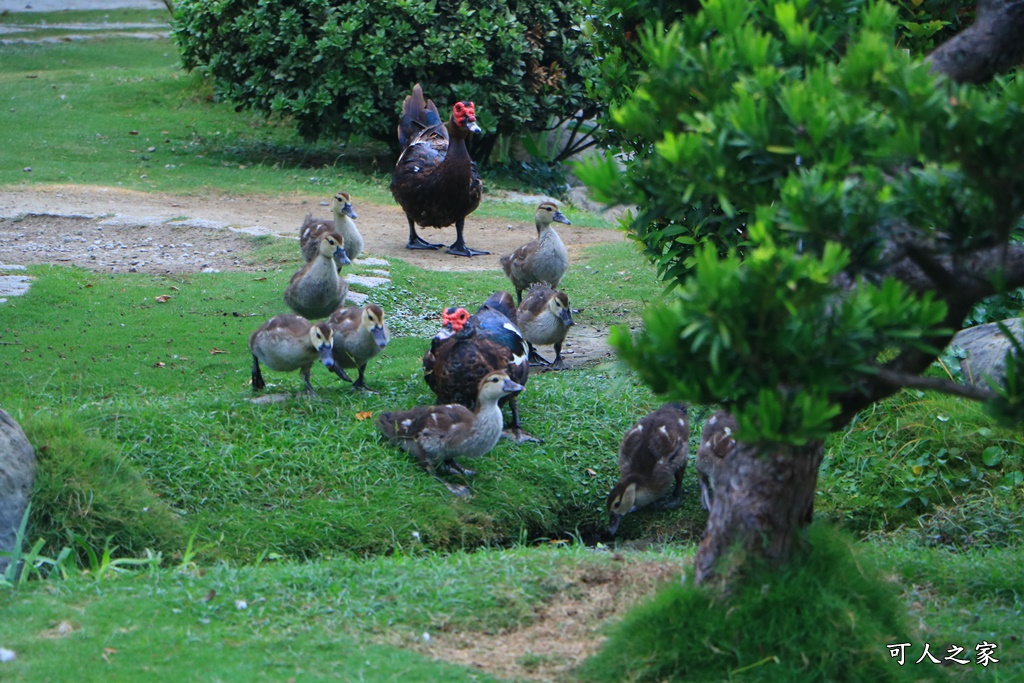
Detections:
173,0,599,157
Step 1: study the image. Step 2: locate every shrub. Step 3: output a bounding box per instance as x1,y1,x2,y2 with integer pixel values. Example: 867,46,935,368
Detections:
172,0,600,159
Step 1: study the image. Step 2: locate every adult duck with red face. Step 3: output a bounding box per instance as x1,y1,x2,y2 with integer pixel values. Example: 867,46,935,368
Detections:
390,84,486,257
422,292,535,441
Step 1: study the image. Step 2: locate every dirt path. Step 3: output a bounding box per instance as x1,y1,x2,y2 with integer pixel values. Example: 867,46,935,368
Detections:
0,184,624,368
0,185,623,273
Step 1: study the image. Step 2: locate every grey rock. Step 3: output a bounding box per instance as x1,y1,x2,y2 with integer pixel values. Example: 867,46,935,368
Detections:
950,318,1024,388
0,409,35,574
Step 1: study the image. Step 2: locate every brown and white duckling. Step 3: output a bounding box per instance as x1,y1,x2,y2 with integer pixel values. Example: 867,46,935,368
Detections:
299,192,363,267
326,303,390,390
695,410,737,512
248,314,336,395
499,202,571,304
517,284,574,370
423,292,534,442
606,403,690,536
284,231,351,319
377,370,524,497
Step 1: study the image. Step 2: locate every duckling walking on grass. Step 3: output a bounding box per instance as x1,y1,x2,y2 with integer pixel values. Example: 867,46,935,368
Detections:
248,315,336,395
606,403,690,536
377,370,524,497
326,303,390,390
284,232,351,319
517,284,574,370
299,192,363,266
500,202,571,304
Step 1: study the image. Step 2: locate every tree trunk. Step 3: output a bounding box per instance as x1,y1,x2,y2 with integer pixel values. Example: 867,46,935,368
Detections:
693,439,824,587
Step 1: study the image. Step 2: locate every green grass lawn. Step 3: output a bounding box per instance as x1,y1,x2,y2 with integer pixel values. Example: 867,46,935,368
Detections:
0,14,1022,683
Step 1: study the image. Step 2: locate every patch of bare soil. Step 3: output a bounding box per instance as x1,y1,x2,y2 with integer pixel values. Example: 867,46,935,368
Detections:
394,556,685,683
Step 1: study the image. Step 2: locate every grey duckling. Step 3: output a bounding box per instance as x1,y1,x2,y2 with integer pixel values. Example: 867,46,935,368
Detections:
499,202,571,304
326,303,390,390
517,284,574,370
695,410,737,512
248,314,336,395
299,192,363,266
377,370,524,497
606,403,690,536
284,231,351,319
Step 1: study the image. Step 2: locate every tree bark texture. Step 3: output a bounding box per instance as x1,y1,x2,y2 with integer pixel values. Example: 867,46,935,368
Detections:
928,0,1024,84
694,439,824,587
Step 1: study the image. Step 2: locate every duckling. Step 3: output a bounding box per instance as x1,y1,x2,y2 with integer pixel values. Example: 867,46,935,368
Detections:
606,403,690,536
299,192,363,267
500,202,572,304
423,292,534,442
284,231,351,319
248,314,336,395
326,303,390,390
695,410,737,512
377,370,524,497
517,284,574,370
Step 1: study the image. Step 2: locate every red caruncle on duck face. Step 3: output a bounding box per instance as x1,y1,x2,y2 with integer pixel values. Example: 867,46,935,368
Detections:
442,307,471,332
453,101,476,126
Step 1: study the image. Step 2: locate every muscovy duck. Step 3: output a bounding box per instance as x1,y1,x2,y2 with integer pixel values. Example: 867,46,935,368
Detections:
283,231,350,319
378,370,524,497
422,291,534,441
500,202,571,304
390,83,485,257
299,191,363,266
606,403,690,536
326,303,390,390
517,284,574,370
695,410,737,512
248,314,336,395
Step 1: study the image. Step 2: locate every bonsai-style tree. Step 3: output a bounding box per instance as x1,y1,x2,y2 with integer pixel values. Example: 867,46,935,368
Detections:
579,0,1024,584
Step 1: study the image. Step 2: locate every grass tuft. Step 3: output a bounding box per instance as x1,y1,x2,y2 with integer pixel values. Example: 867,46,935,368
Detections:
21,412,186,563
578,524,917,683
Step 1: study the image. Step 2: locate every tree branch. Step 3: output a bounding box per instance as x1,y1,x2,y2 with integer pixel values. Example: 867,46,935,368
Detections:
872,367,999,401
928,0,1024,83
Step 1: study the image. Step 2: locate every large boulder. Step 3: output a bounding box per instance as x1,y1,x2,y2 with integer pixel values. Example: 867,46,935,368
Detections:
950,318,1024,388
0,409,35,574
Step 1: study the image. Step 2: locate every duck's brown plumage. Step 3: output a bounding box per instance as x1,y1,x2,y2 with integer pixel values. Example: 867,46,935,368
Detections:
284,231,350,319
517,284,574,370
248,314,336,394
326,303,390,390
390,83,485,257
422,292,534,441
500,202,571,303
695,410,737,512
606,403,690,535
378,370,524,497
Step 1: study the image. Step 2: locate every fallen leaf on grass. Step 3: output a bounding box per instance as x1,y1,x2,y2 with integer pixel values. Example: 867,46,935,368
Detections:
169,286,180,292
102,647,117,663
202,589,216,602
209,348,227,355
252,277,267,282
152,362,165,369
155,295,172,303
355,411,373,421
586,468,597,477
